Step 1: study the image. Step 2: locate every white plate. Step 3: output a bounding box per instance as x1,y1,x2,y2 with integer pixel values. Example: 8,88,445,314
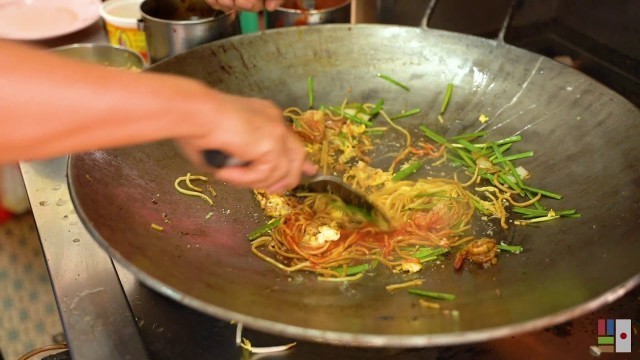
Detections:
0,0,101,40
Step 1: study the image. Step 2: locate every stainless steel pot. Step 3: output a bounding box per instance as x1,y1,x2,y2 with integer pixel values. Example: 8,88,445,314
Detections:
266,0,351,28
139,0,240,63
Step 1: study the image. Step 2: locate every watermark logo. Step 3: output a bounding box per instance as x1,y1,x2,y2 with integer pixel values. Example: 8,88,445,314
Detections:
590,319,631,354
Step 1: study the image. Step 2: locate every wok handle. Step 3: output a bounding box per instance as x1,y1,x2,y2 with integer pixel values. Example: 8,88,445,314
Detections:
203,150,248,168
419,0,438,29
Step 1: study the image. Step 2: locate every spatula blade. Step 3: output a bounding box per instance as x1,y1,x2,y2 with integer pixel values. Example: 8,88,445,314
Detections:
300,175,392,230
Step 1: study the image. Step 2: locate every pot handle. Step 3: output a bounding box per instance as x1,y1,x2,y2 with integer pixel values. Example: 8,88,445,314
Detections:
419,0,520,44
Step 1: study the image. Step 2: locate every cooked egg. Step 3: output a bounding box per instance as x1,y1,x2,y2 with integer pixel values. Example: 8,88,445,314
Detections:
301,221,340,248
254,190,291,217
397,261,422,273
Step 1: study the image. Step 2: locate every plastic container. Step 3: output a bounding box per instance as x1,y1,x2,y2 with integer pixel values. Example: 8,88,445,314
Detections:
99,0,149,62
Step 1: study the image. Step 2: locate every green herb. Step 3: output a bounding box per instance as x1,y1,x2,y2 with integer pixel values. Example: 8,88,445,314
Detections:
248,218,282,240
495,135,522,145
521,185,563,200
333,263,370,276
492,151,534,163
449,131,487,141
454,148,476,168
377,73,410,91
308,76,314,108
392,160,423,181
514,215,560,225
343,204,374,221
365,127,388,136
412,247,450,259
368,98,385,116
328,106,373,126
512,208,574,216
391,108,421,120
418,121,578,224
419,125,448,145
497,243,523,254
456,138,481,153
496,173,523,195
408,288,456,301
440,83,454,114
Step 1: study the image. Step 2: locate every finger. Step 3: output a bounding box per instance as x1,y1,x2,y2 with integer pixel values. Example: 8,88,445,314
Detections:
206,0,235,12
175,142,211,172
265,0,284,11
302,159,318,175
281,135,307,186
214,166,279,190
231,0,263,11
209,0,240,10
205,0,223,10
266,178,293,194
213,148,284,186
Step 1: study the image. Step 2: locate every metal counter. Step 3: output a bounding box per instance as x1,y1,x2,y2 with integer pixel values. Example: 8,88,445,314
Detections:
20,20,639,360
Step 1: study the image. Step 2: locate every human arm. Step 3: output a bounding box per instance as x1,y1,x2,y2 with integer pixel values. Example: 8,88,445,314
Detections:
0,40,315,192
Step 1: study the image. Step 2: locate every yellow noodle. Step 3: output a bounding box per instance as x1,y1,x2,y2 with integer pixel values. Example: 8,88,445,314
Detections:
174,175,213,206
385,279,425,292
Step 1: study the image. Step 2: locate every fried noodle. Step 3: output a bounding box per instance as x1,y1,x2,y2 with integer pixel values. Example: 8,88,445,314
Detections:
250,104,482,279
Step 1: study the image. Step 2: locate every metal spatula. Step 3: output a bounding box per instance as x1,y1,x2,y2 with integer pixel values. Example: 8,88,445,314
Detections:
203,150,391,229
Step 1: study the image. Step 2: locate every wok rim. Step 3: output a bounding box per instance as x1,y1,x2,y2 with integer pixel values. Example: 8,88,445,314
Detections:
64,170,640,346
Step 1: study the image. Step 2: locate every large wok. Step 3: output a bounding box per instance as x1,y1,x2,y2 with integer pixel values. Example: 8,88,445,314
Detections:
68,24,640,347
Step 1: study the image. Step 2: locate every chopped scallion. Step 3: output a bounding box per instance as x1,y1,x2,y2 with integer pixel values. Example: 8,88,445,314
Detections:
456,138,481,153
492,151,534,163
391,108,421,120
328,106,373,126
377,73,410,91
495,135,522,145
497,243,523,254
248,218,282,240
521,185,563,200
392,160,423,181
408,288,456,301
368,98,385,116
440,83,454,114
449,131,487,140
333,263,370,276
308,76,314,108
419,125,448,145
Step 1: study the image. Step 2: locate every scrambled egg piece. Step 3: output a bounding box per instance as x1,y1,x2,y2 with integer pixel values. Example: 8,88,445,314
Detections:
254,190,291,218
395,261,423,273
344,161,393,189
301,221,341,248
338,143,356,163
317,225,340,243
